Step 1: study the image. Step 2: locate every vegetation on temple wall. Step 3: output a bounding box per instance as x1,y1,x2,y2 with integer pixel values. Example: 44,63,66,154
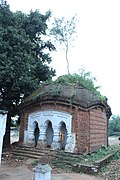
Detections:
39,68,106,102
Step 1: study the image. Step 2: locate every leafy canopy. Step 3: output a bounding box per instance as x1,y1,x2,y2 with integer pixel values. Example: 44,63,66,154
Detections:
0,5,56,116
50,15,77,74
0,5,56,147
50,15,77,45
109,115,120,136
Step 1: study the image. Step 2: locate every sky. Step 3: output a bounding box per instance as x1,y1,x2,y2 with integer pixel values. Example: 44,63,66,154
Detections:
6,0,120,115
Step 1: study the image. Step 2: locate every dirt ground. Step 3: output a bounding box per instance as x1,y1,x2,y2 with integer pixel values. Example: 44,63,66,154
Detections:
0,156,101,180
0,166,101,180
0,135,119,180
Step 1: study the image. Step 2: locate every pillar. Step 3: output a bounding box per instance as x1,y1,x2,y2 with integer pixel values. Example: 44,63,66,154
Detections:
0,110,7,165
51,126,61,149
33,163,52,180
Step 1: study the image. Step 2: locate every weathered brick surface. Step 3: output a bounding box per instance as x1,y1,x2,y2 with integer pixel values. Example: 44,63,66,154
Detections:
89,108,107,152
19,101,108,154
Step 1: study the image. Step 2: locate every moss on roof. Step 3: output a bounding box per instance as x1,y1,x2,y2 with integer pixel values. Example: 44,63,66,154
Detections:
25,73,104,104
22,74,112,118
25,82,104,108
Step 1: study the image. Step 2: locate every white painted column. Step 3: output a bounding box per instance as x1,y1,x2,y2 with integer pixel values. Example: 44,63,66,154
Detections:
39,125,47,141
51,126,60,149
33,163,52,180
24,130,29,144
65,133,76,152
0,110,7,165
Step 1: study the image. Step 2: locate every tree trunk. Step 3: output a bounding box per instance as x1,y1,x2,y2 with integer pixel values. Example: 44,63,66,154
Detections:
65,43,70,74
3,113,11,149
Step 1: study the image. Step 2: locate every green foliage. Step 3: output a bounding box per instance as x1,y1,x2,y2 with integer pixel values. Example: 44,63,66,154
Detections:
0,5,55,115
50,15,77,74
99,149,120,179
0,5,56,147
108,115,120,136
84,147,112,163
31,160,40,166
54,68,105,101
51,146,119,172
50,15,77,45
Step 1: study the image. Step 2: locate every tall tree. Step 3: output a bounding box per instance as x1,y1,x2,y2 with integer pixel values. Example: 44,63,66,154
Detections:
50,15,77,74
0,5,56,148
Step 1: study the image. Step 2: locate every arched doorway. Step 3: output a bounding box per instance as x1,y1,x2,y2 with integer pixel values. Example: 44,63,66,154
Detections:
59,122,67,150
45,121,54,147
33,121,40,147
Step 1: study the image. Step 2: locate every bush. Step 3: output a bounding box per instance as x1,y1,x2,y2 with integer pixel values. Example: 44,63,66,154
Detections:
108,115,120,136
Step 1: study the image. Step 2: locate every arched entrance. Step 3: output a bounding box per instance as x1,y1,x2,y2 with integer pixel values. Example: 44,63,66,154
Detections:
45,121,53,147
59,122,67,150
33,121,40,147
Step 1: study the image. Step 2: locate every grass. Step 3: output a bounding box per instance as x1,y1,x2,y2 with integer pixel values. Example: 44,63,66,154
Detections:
51,146,120,171
31,159,40,166
29,146,120,178
98,150,120,180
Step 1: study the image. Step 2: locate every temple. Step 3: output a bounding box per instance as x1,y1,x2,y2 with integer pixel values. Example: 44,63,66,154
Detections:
19,82,112,154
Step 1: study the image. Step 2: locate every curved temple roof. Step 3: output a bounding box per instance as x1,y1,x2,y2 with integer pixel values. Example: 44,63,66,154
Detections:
22,83,112,118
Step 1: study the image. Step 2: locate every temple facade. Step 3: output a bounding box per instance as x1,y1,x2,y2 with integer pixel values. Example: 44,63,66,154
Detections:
19,83,111,154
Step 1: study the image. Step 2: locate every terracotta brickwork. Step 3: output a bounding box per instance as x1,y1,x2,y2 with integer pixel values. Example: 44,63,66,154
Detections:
19,82,112,153
19,100,109,154
76,110,90,153
89,107,107,152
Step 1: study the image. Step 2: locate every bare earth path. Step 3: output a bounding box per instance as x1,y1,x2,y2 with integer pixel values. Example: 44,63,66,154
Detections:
0,164,102,180
1,135,118,180
0,154,102,180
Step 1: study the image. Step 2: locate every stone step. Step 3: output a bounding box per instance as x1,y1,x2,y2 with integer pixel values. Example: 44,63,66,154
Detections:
57,151,82,158
10,146,57,159
11,148,47,157
54,156,80,163
11,146,51,153
12,144,54,151
52,154,82,166
11,151,44,159
19,146,55,153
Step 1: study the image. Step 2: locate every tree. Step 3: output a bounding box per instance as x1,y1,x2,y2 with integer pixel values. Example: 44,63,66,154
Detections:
0,5,56,148
50,15,77,74
108,115,120,136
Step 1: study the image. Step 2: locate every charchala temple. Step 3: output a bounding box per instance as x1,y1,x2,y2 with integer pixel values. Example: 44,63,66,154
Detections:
19,78,112,154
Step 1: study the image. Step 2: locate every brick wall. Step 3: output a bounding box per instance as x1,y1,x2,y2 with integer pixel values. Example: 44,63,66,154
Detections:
76,110,90,153
19,101,108,154
89,107,107,152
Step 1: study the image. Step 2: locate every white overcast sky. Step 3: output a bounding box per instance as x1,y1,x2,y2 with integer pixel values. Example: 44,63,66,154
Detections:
7,0,120,115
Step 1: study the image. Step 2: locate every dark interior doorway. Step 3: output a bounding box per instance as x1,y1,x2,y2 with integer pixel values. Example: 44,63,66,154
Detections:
60,122,67,150
46,121,53,147
34,121,40,147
